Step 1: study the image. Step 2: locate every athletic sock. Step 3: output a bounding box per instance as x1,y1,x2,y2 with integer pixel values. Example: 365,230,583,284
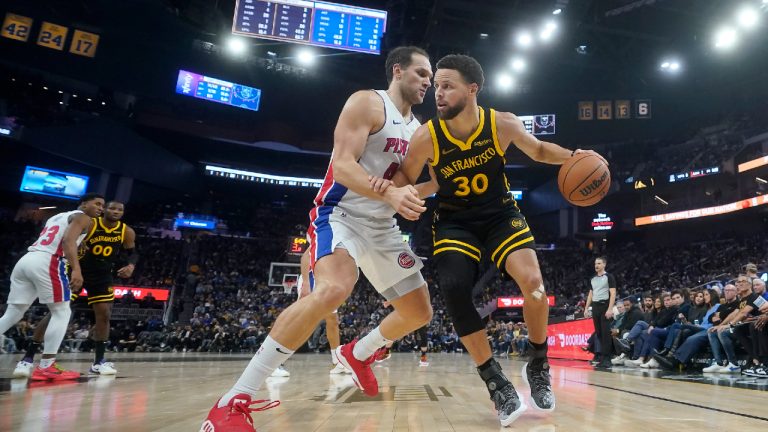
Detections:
218,336,294,407
353,327,391,361
94,341,107,364
24,341,41,363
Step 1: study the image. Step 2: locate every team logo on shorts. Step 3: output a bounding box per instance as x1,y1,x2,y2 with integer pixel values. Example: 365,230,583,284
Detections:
398,252,416,269
510,218,526,229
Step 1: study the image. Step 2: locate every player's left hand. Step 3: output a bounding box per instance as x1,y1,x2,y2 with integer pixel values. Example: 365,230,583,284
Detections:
368,175,394,193
605,310,614,319
117,264,135,278
573,149,609,166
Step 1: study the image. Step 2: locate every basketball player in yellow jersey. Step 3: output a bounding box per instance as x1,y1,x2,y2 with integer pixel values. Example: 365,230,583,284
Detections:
19,201,137,376
375,54,606,426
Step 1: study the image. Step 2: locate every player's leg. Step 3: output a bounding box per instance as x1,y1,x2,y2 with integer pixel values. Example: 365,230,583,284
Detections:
326,312,351,374
202,248,358,429
503,248,555,412
89,290,116,375
30,254,80,381
418,326,429,366
2,255,43,378
334,221,432,395
436,251,526,421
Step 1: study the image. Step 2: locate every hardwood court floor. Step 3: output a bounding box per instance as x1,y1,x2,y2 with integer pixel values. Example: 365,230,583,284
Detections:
1,352,766,432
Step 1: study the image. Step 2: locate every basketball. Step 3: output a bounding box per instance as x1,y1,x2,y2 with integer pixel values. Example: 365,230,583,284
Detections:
558,153,611,207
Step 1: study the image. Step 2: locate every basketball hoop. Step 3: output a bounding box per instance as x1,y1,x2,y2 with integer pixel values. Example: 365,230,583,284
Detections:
283,281,296,294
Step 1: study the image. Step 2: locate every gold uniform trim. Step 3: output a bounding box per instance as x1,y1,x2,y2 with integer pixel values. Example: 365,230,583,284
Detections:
491,227,531,263
121,223,127,244
85,218,99,242
433,246,480,262
98,217,121,234
438,107,485,151
495,236,534,268
427,121,440,167
433,239,481,256
490,109,505,158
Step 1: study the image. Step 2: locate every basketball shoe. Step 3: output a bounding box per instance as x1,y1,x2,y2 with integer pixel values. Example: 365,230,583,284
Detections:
200,394,279,432
329,362,349,374
374,346,391,362
522,358,556,411
419,353,429,367
30,362,80,381
270,366,290,377
492,383,526,427
12,360,34,378
334,339,378,396
90,360,117,375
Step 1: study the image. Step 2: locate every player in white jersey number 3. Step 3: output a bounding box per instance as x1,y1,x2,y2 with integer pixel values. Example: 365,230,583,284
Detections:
0,193,104,380
201,46,435,432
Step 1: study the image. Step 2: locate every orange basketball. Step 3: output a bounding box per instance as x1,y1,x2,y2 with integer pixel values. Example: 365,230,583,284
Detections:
558,153,611,207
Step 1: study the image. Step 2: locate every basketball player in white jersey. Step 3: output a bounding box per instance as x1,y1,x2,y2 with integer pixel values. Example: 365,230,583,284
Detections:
0,192,104,380
201,46,434,431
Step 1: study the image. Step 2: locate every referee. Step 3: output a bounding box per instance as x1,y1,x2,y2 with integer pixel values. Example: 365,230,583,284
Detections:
584,256,617,369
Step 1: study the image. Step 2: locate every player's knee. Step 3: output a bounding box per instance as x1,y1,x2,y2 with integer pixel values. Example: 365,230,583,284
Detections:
411,302,433,327
313,282,351,312
521,274,545,295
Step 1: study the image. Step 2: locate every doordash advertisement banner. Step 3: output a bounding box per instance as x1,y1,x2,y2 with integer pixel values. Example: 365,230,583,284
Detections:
547,318,594,360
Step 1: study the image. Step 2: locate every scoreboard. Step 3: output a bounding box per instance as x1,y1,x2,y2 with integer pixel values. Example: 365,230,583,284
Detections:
519,114,556,136
233,0,387,55
175,70,262,112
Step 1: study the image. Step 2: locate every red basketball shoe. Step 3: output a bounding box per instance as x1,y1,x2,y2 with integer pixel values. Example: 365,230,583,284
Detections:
334,339,379,396
200,393,279,432
374,346,391,362
30,362,80,381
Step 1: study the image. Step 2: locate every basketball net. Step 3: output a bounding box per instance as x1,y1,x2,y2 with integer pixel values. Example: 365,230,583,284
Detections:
283,281,296,295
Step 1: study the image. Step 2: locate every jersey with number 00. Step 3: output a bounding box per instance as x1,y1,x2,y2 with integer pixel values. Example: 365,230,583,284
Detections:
27,210,87,256
427,107,512,207
79,217,126,276
313,90,421,219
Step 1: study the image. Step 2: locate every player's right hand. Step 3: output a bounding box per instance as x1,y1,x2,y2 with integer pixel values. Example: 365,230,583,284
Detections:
70,269,84,291
384,185,426,221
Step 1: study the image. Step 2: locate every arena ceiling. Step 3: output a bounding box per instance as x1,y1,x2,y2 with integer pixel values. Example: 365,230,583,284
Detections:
3,1,767,182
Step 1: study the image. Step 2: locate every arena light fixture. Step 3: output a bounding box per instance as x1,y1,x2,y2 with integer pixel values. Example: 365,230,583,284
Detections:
297,49,316,66
660,58,682,73
713,27,738,50
736,6,759,29
552,9,562,15
496,73,514,91
226,37,247,56
516,31,533,48
511,57,526,72
540,21,558,41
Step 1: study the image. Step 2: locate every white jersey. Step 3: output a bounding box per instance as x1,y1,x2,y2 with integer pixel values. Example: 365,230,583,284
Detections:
313,90,420,220
27,210,86,256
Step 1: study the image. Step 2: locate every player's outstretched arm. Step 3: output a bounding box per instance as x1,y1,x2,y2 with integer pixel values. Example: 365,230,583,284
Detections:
331,91,426,220
495,111,606,165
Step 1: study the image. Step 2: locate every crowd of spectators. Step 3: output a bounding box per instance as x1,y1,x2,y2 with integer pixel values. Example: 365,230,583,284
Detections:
1,205,764,365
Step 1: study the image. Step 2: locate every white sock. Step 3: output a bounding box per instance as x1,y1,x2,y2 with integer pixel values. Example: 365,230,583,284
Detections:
353,327,391,361
40,358,55,369
331,350,338,365
218,336,294,408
